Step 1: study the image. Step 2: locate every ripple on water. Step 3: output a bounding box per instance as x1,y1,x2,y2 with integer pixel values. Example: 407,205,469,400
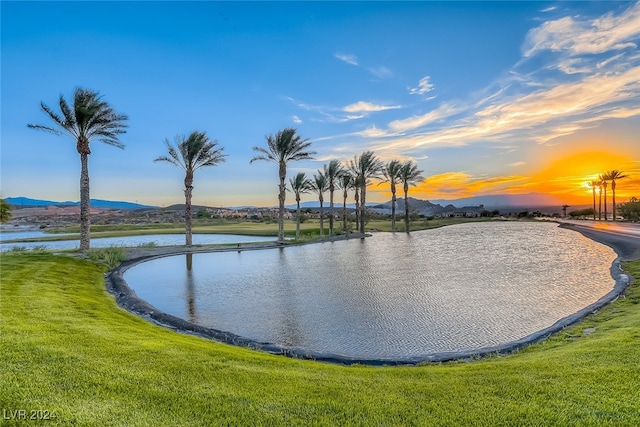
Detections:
124,222,617,359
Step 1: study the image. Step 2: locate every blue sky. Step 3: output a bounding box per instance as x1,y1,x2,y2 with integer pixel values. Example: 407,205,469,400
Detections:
2,1,639,207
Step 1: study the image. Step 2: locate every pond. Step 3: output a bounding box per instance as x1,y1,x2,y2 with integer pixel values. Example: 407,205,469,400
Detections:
123,222,617,360
0,233,276,251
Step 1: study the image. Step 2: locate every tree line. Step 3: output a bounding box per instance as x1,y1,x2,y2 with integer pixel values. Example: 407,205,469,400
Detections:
21,87,635,250
24,88,425,249
586,171,629,221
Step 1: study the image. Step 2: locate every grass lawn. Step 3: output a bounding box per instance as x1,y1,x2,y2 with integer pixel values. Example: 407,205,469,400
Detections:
1,253,639,425
10,217,495,243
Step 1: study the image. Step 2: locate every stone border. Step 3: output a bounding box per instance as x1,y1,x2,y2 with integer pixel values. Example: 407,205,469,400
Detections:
105,225,634,366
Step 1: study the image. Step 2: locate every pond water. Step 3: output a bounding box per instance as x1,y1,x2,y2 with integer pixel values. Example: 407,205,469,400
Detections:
0,233,275,251
124,222,617,359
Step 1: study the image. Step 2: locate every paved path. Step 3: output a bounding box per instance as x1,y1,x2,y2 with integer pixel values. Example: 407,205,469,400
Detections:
554,220,640,261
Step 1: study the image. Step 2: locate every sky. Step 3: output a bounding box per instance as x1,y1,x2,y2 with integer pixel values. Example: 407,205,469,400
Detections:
1,1,639,208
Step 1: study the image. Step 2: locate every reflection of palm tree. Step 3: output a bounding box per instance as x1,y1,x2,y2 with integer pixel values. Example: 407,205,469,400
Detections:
311,171,328,236
562,204,570,219
250,128,316,242
185,254,197,323
338,172,355,233
398,161,424,233
599,173,608,220
350,151,383,234
605,170,629,221
28,88,128,251
380,160,403,232
289,172,312,239
324,160,345,236
155,131,226,246
587,181,598,220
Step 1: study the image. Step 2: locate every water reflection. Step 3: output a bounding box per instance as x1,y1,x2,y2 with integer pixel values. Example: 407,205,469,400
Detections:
124,222,617,359
186,253,196,323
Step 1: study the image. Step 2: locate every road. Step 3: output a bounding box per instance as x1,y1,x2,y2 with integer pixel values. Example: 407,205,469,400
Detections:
552,219,640,260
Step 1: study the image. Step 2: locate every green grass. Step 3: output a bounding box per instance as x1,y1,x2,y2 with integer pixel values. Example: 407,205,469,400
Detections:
10,217,495,243
1,253,639,425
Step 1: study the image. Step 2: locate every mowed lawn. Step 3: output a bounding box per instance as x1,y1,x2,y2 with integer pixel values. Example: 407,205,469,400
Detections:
1,252,639,426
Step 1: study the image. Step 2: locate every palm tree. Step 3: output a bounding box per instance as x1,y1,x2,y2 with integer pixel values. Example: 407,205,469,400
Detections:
324,160,345,236
338,172,355,233
0,198,12,223
599,173,608,220
349,151,383,234
289,172,312,239
250,128,315,242
27,88,128,251
311,171,328,236
398,160,424,233
155,131,226,247
605,170,629,221
380,160,403,232
562,204,570,219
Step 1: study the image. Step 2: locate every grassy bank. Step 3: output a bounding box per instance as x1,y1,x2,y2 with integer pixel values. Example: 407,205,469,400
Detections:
8,217,495,243
1,252,638,425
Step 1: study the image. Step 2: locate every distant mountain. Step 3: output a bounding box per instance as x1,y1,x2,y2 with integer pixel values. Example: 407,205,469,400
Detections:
6,197,156,210
429,193,566,208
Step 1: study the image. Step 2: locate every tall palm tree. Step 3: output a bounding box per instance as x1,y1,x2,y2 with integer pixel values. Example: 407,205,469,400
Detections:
324,159,345,236
599,173,609,220
155,131,226,247
349,151,383,234
338,172,355,233
28,88,128,251
289,172,312,239
587,181,598,220
311,171,328,236
398,160,424,233
380,160,403,232
250,128,315,242
605,170,629,221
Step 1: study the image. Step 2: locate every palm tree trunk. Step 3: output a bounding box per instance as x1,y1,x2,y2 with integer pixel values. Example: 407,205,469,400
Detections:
598,187,602,220
342,189,348,234
391,183,397,232
184,175,194,247
295,196,301,239
79,152,91,251
278,162,286,242
329,186,335,236
404,183,410,233
354,187,360,231
360,184,366,234
604,186,608,220
592,187,596,220
612,180,617,221
319,196,324,236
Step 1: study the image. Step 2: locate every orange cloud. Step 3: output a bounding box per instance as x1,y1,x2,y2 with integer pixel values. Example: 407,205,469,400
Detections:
369,151,639,204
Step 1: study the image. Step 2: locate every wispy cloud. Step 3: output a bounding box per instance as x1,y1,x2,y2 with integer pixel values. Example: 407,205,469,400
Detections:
292,115,302,124
367,66,393,79
416,172,528,199
335,53,358,66
343,101,401,113
523,2,640,57
388,103,462,133
409,75,435,96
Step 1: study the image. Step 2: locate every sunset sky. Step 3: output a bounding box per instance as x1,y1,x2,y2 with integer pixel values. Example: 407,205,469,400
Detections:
2,1,639,207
